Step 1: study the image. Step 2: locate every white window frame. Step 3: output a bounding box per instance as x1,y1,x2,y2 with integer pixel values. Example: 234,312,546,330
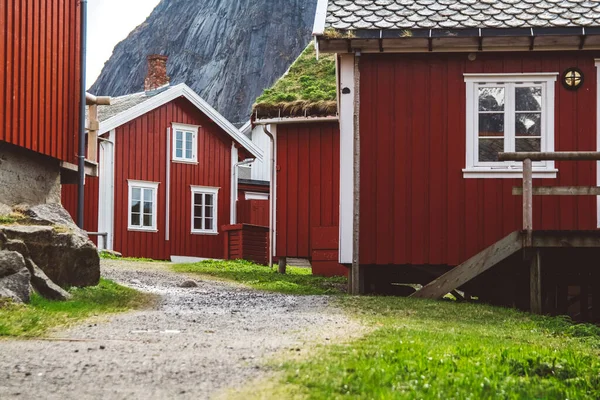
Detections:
172,123,199,163
127,180,159,232
191,186,219,235
463,73,558,179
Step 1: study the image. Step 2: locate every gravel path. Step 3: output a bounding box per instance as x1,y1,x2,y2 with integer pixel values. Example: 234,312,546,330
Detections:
0,260,360,400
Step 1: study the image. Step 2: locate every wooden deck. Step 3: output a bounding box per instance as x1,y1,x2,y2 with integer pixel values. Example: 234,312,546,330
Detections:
411,230,600,322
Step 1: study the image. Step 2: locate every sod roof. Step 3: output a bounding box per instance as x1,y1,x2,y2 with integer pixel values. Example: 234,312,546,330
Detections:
252,43,337,119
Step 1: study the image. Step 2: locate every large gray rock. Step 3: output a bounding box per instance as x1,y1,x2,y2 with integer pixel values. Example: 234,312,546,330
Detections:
22,203,80,230
0,225,100,288
90,0,317,125
0,250,31,303
3,239,71,301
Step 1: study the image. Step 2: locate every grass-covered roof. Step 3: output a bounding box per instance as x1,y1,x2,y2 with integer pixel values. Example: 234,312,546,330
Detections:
252,43,337,119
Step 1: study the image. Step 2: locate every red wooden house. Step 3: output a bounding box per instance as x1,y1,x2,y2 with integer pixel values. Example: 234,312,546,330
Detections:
313,0,600,319
63,56,263,260
0,0,84,207
252,44,346,276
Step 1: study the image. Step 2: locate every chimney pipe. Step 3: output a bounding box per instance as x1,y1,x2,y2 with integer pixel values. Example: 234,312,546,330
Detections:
144,54,170,92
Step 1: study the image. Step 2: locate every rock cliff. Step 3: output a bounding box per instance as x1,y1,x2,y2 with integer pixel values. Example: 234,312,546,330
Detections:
89,0,318,125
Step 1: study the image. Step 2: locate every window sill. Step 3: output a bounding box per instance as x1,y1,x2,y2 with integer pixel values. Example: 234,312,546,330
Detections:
128,227,158,233
462,168,558,179
172,159,199,165
191,231,219,236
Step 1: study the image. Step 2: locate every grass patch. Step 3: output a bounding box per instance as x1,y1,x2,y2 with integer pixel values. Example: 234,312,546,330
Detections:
276,297,600,399
172,259,346,295
252,43,337,118
0,279,154,337
99,250,158,263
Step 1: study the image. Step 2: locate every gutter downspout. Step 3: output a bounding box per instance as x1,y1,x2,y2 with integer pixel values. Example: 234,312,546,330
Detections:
262,125,276,269
77,0,88,228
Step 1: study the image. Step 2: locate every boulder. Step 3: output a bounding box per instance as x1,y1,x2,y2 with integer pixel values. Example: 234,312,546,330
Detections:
22,203,80,230
0,250,31,303
0,225,100,288
3,239,71,301
0,203,12,217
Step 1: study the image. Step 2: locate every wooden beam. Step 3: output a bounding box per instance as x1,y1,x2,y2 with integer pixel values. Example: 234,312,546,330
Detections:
523,159,533,247
530,250,542,314
499,151,600,161
410,231,523,300
531,232,600,248
513,186,600,196
87,104,98,163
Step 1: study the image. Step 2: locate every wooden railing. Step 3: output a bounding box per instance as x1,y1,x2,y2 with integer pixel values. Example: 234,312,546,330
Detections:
498,151,600,246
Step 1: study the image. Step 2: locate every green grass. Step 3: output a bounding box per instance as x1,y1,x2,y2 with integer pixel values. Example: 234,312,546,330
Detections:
99,251,159,263
172,259,346,295
0,279,154,337
252,42,337,118
276,297,600,399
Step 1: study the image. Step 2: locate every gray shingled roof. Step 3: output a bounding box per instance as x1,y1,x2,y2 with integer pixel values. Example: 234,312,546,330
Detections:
324,0,600,31
96,90,162,122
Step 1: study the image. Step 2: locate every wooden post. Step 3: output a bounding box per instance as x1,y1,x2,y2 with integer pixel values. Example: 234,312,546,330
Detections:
87,104,98,163
278,257,287,274
530,250,542,314
523,158,533,247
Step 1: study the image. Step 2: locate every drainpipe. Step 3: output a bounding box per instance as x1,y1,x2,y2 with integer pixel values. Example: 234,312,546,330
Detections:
232,158,256,224
77,0,88,228
352,52,361,295
262,125,276,269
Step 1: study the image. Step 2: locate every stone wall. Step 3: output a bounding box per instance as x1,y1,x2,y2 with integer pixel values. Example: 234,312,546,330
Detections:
0,142,61,206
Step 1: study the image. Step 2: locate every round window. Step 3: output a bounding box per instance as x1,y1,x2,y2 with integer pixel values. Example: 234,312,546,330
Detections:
562,68,584,90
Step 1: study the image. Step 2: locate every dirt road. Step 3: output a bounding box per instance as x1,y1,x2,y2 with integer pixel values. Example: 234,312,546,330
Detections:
0,260,357,399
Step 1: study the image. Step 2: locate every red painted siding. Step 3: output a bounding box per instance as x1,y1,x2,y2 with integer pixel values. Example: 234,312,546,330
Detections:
223,224,269,265
237,199,269,227
359,51,599,267
0,0,81,163
61,177,99,245
276,122,340,258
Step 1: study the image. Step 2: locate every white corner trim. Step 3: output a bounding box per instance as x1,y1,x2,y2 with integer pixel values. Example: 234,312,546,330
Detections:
230,143,238,224
191,185,220,235
312,0,328,36
165,127,171,241
98,83,263,160
97,129,116,250
127,180,160,232
338,54,355,265
595,60,600,228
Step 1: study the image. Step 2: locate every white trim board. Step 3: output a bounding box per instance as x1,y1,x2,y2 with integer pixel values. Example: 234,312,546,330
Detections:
98,83,263,160
97,130,116,250
595,60,600,228
338,54,355,265
312,0,329,36
191,185,220,235
127,180,160,232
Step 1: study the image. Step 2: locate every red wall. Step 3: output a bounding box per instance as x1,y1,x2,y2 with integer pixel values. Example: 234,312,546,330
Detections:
276,122,340,258
62,177,99,245
359,51,599,267
237,199,269,227
0,0,81,164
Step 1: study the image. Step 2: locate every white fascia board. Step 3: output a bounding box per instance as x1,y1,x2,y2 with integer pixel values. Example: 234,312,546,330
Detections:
254,116,339,125
99,83,264,161
312,0,329,36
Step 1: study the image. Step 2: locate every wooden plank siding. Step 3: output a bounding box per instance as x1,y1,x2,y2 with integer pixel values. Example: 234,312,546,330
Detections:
276,122,340,258
61,177,99,245
0,0,80,163
358,51,600,267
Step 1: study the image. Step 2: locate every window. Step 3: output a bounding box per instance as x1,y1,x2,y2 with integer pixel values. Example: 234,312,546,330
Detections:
191,186,219,234
128,180,159,231
172,123,198,163
464,73,558,178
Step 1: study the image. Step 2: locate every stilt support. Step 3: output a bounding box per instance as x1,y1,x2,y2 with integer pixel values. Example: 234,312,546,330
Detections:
530,250,542,314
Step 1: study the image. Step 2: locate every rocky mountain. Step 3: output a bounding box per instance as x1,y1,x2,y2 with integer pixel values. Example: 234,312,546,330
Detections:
89,0,318,126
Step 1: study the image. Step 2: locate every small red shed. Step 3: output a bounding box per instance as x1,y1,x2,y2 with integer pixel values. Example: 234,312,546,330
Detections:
252,44,347,276
314,0,600,318
62,58,263,260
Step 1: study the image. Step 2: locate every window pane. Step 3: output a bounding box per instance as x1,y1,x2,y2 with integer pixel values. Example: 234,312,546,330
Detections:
176,131,183,158
205,206,213,218
194,193,203,207
205,194,214,206
515,113,541,136
205,218,213,230
479,138,504,162
186,148,193,159
131,199,141,214
194,218,202,230
479,114,504,137
515,87,542,111
186,132,193,144
516,138,541,152
194,205,203,218
143,214,152,227
143,201,153,214
131,213,140,226
478,87,504,111
132,188,141,201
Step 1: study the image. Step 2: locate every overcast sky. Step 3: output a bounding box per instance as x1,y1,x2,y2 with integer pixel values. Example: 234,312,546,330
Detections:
87,0,161,88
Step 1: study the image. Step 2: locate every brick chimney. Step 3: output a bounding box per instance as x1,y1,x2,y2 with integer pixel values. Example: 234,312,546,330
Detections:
144,54,170,92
